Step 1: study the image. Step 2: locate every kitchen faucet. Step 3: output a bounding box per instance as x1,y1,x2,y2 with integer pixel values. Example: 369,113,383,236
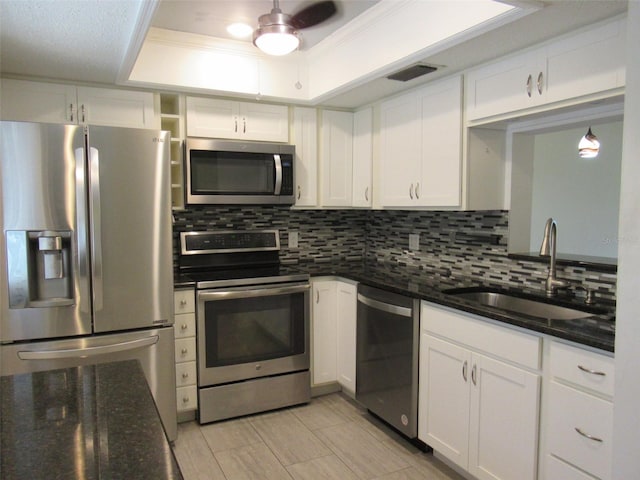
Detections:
539,218,570,296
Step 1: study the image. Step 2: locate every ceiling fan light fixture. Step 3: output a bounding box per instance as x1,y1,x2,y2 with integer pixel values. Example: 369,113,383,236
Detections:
253,24,299,56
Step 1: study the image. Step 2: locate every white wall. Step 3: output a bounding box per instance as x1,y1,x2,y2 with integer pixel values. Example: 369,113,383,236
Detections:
612,1,640,478
528,121,622,259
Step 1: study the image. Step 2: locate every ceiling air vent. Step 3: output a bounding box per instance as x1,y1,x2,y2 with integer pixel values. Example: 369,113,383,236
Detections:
386,64,438,82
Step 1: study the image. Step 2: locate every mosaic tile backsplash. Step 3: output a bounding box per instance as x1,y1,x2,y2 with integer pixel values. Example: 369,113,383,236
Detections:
172,207,617,302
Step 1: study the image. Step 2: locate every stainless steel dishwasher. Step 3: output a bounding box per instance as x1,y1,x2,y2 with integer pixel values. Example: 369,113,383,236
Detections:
356,284,420,439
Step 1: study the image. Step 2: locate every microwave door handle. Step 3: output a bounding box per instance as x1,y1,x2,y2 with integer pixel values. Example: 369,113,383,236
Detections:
274,154,283,195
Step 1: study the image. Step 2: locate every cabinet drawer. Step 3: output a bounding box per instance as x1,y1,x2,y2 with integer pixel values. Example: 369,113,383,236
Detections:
175,337,196,363
174,313,196,339
175,361,197,387
174,289,195,314
547,381,613,480
546,454,598,480
550,341,614,396
176,385,198,412
421,302,541,370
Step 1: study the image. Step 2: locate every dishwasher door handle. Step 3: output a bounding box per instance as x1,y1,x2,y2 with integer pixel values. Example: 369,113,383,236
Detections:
357,293,412,317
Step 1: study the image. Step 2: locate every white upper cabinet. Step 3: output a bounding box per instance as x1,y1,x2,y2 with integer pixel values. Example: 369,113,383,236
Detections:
352,108,373,207
292,107,318,207
379,76,462,208
320,110,354,207
0,79,156,128
466,16,626,123
186,96,288,142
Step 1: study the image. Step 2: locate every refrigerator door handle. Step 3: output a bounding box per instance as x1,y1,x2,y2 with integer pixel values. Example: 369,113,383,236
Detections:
17,335,159,360
89,146,103,312
75,147,91,315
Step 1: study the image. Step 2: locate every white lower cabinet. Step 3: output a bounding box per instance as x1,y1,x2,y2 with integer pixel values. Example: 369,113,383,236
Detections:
174,289,197,418
419,302,541,480
311,278,357,391
542,341,614,480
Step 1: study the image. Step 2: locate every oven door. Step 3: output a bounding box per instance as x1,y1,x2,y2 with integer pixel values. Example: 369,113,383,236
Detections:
197,282,310,387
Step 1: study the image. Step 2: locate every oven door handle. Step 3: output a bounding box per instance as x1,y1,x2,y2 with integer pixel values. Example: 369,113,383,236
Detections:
198,283,310,301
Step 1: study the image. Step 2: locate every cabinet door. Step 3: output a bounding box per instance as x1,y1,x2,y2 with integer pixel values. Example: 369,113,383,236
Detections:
240,102,289,142
311,280,337,385
336,281,357,392
419,334,471,470
0,79,76,123
292,107,318,207
545,17,626,104
418,76,462,207
379,92,421,207
465,48,545,121
186,97,237,138
76,87,156,128
352,108,373,207
320,110,353,207
469,353,540,480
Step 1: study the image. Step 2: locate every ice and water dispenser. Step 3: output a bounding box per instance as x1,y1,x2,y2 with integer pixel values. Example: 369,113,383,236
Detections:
6,230,74,308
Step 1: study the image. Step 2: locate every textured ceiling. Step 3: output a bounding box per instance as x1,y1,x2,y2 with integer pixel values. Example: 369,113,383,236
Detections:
0,0,144,83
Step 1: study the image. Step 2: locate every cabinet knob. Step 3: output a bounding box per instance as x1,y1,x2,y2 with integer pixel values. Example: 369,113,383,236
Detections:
182,372,189,379
577,365,606,376
180,299,187,306
182,396,190,403
537,71,544,95
526,74,533,97
575,427,603,443
181,348,188,355
181,323,188,331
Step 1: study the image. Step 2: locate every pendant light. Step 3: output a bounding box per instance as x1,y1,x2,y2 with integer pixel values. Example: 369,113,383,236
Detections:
578,127,600,158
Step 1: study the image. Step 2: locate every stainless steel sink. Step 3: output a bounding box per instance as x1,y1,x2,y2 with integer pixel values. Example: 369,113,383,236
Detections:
445,290,596,320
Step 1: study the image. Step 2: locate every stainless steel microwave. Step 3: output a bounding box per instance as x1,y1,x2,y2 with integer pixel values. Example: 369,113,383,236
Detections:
185,138,295,205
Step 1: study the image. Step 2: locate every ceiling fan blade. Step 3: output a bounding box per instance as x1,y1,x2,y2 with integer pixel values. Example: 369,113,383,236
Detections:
290,1,337,30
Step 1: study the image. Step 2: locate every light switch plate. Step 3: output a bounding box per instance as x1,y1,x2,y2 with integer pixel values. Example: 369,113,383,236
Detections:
288,231,299,249
409,233,420,251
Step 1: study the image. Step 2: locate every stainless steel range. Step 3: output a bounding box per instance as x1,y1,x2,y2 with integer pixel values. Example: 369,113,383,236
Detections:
178,230,310,424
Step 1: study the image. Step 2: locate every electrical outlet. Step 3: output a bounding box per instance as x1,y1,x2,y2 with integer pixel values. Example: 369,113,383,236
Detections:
409,233,420,251
288,231,299,249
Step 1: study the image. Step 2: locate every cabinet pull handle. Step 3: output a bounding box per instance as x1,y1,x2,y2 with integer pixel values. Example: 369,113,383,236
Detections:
471,364,477,386
243,118,246,133
81,104,86,123
316,290,320,303
234,118,238,133
365,187,369,202
577,365,606,376
575,427,603,443
526,74,533,97
462,360,468,382
70,103,74,122
297,185,301,200
537,72,544,95
409,184,414,200
415,182,420,200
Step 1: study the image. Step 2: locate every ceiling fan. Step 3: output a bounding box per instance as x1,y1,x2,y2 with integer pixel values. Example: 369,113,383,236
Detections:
253,0,338,56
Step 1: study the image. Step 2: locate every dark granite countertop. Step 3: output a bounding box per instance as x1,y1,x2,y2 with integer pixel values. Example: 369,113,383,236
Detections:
1,360,183,480
174,261,615,353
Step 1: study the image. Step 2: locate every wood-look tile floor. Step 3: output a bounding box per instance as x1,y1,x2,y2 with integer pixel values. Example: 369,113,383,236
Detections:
172,393,465,480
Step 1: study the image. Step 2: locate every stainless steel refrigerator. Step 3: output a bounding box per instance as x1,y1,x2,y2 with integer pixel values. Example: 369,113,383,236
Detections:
0,121,177,441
